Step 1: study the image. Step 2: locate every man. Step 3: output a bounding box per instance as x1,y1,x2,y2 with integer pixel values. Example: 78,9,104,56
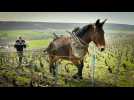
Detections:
14,37,26,65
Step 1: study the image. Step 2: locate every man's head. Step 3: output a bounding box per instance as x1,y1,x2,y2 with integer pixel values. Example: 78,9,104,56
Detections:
19,36,22,40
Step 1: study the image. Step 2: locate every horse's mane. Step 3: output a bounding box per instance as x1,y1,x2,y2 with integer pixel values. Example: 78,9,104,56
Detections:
76,24,93,38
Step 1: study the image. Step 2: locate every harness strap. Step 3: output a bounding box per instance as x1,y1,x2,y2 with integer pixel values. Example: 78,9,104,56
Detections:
66,31,88,48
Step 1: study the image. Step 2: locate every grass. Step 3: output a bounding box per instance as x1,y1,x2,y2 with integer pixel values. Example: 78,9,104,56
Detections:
27,39,52,49
0,29,52,40
0,29,134,87
0,29,54,50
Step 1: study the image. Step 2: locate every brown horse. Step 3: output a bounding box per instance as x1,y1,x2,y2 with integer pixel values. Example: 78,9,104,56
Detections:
44,19,107,79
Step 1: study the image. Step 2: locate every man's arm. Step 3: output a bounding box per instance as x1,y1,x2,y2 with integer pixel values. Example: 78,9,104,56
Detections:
14,40,18,48
22,40,26,48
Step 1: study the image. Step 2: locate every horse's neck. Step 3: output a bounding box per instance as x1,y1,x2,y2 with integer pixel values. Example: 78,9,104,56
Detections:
80,33,91,45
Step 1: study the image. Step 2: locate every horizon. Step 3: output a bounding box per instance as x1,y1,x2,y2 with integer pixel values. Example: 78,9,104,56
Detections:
0,12,134,25
0,20,133,26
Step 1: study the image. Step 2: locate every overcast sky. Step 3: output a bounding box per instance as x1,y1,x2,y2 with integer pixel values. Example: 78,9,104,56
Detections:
0,12,134,25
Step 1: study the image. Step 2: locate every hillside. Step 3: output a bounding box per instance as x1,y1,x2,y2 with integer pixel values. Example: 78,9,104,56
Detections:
0,21,134,33
0,21,134,42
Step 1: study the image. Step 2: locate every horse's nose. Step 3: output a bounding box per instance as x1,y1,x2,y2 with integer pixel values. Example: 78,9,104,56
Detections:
97,45,105,52
100,48,105,52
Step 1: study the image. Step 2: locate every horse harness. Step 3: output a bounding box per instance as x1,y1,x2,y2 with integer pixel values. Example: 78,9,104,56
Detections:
69,24,96,59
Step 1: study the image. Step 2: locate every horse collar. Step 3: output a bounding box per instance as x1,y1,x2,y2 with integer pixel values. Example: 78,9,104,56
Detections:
93,24,96,33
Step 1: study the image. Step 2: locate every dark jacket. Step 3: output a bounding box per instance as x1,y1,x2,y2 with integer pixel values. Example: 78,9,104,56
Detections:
14,39,26,51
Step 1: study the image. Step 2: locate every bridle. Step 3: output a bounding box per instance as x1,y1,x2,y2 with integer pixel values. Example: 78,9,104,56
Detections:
70,24,97,48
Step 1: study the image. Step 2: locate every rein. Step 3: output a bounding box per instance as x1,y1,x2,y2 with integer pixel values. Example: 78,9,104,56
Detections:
74,31,89,47
66,31,88,48
67,24,96,48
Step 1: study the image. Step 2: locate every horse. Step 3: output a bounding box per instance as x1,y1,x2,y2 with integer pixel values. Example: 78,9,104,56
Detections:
44,19,107,79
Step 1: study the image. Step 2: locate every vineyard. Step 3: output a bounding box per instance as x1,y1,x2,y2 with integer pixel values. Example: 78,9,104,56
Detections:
0,32,134,87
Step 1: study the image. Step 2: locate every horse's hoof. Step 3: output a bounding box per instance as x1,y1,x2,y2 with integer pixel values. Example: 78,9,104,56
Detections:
72,75,77,79
49,69,53,73
72,74,83,80
77,76,83,80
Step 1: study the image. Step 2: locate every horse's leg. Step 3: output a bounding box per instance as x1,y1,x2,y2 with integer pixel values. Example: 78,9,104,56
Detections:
49,55,55,74
49,62,58,77
73,59,84,79
49,62,54,73
78,60,84,79
49,55,58,77
53,62,58,77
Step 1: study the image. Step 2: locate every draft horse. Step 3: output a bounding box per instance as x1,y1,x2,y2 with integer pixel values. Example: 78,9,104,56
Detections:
44,19,107,79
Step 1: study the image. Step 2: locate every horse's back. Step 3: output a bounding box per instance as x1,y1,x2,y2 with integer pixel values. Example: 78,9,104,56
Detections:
47,36,71,57
52,36,71,47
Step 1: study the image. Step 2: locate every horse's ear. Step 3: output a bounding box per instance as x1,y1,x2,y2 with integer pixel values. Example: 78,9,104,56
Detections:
95,19,100,26
101,19,107,26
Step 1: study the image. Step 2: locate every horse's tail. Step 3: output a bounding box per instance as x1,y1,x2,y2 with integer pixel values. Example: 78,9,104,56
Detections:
43,42,53,54
43,47,49,54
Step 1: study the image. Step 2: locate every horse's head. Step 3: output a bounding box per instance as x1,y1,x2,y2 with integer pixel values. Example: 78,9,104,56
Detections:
90,19,107,52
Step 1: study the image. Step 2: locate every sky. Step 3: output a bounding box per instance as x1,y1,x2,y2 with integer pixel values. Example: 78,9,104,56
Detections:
0,12,134,25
